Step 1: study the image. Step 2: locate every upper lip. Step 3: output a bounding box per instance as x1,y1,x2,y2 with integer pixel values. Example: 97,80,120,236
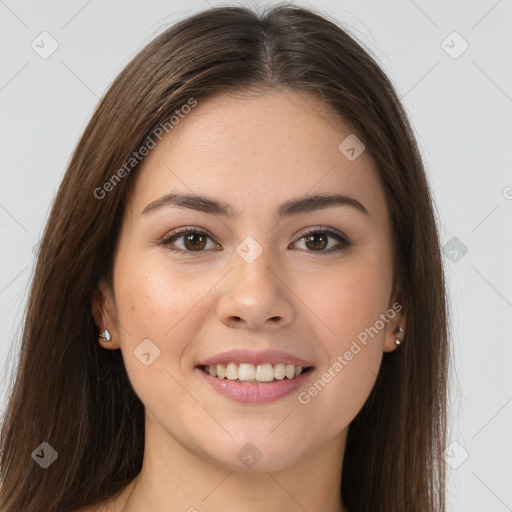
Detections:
197,349,314,368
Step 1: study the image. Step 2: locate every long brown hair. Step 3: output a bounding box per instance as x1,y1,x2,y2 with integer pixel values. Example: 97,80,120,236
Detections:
0,4,449,511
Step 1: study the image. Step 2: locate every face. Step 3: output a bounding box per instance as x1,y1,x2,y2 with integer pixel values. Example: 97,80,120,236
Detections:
93,89,405,472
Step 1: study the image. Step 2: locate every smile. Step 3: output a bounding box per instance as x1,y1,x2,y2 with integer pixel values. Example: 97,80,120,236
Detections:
200,362,312,383
196,363,315,403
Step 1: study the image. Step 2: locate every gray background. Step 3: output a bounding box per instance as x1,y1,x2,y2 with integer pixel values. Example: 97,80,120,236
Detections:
1,0,511,510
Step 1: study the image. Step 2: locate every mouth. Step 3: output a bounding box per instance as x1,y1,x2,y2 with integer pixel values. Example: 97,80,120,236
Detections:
197,362,315,384
195,362,315,403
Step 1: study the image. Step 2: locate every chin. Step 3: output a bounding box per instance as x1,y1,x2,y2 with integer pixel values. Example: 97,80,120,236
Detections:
197,436,306,473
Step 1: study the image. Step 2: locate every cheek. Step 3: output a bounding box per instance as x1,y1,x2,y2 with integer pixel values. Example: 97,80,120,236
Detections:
111,255,211,424
114,249,212,336
111,252,197,378
295,271,388,438
291,254,391,432
304,253,393,349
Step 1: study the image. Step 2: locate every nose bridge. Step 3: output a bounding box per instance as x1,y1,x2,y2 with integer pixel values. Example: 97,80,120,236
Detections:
217,233,293,329
231,233,279,293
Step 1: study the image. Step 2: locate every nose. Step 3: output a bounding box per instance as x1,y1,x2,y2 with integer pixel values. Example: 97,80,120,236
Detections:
216,243,295,331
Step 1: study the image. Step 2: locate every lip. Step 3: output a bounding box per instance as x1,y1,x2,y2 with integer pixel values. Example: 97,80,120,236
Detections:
196,366,315,403
197,348,314,367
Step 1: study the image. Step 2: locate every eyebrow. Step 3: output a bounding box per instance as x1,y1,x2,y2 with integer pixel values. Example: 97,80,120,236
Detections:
141,191,369,218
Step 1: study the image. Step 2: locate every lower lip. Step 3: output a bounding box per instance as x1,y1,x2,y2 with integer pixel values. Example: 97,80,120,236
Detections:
196,367,314,403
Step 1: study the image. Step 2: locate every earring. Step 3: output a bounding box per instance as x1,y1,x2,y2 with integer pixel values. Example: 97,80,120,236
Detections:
394,326,405,346
99,329,111,341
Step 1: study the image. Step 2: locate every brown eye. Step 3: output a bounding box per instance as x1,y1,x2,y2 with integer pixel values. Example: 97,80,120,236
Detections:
182,232,207,251
293,228,351,255
304,232,329,251
161,226,351,256
161,228,219,253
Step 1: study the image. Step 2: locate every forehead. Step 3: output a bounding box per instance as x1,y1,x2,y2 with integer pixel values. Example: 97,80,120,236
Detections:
127,89,388,223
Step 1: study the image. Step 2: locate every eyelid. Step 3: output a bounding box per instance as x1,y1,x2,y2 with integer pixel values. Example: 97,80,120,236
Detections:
292,226,351,255
160,226,220,250
296,225,349,241
160,225,351,254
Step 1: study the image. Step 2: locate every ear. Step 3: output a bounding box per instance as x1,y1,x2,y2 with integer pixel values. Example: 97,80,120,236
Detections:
91,278,121,350
383,293,407,353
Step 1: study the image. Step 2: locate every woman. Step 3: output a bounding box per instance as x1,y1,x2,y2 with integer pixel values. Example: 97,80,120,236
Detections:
0,3,449,511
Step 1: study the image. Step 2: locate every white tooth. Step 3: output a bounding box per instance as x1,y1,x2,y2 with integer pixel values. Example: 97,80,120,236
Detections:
256,363,274,382
274,363,286,380
225,362,238,380
285,364,295,379
216,364,226,379
238,363,256,381
213,362,303,381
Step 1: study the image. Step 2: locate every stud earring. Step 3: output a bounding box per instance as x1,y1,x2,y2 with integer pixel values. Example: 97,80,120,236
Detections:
394,326,405,346
99,329,111,341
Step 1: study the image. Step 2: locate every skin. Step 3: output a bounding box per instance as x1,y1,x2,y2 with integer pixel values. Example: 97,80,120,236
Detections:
89,88,406,512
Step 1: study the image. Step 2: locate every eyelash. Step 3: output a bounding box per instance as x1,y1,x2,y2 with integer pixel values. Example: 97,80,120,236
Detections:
159,226,351,256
